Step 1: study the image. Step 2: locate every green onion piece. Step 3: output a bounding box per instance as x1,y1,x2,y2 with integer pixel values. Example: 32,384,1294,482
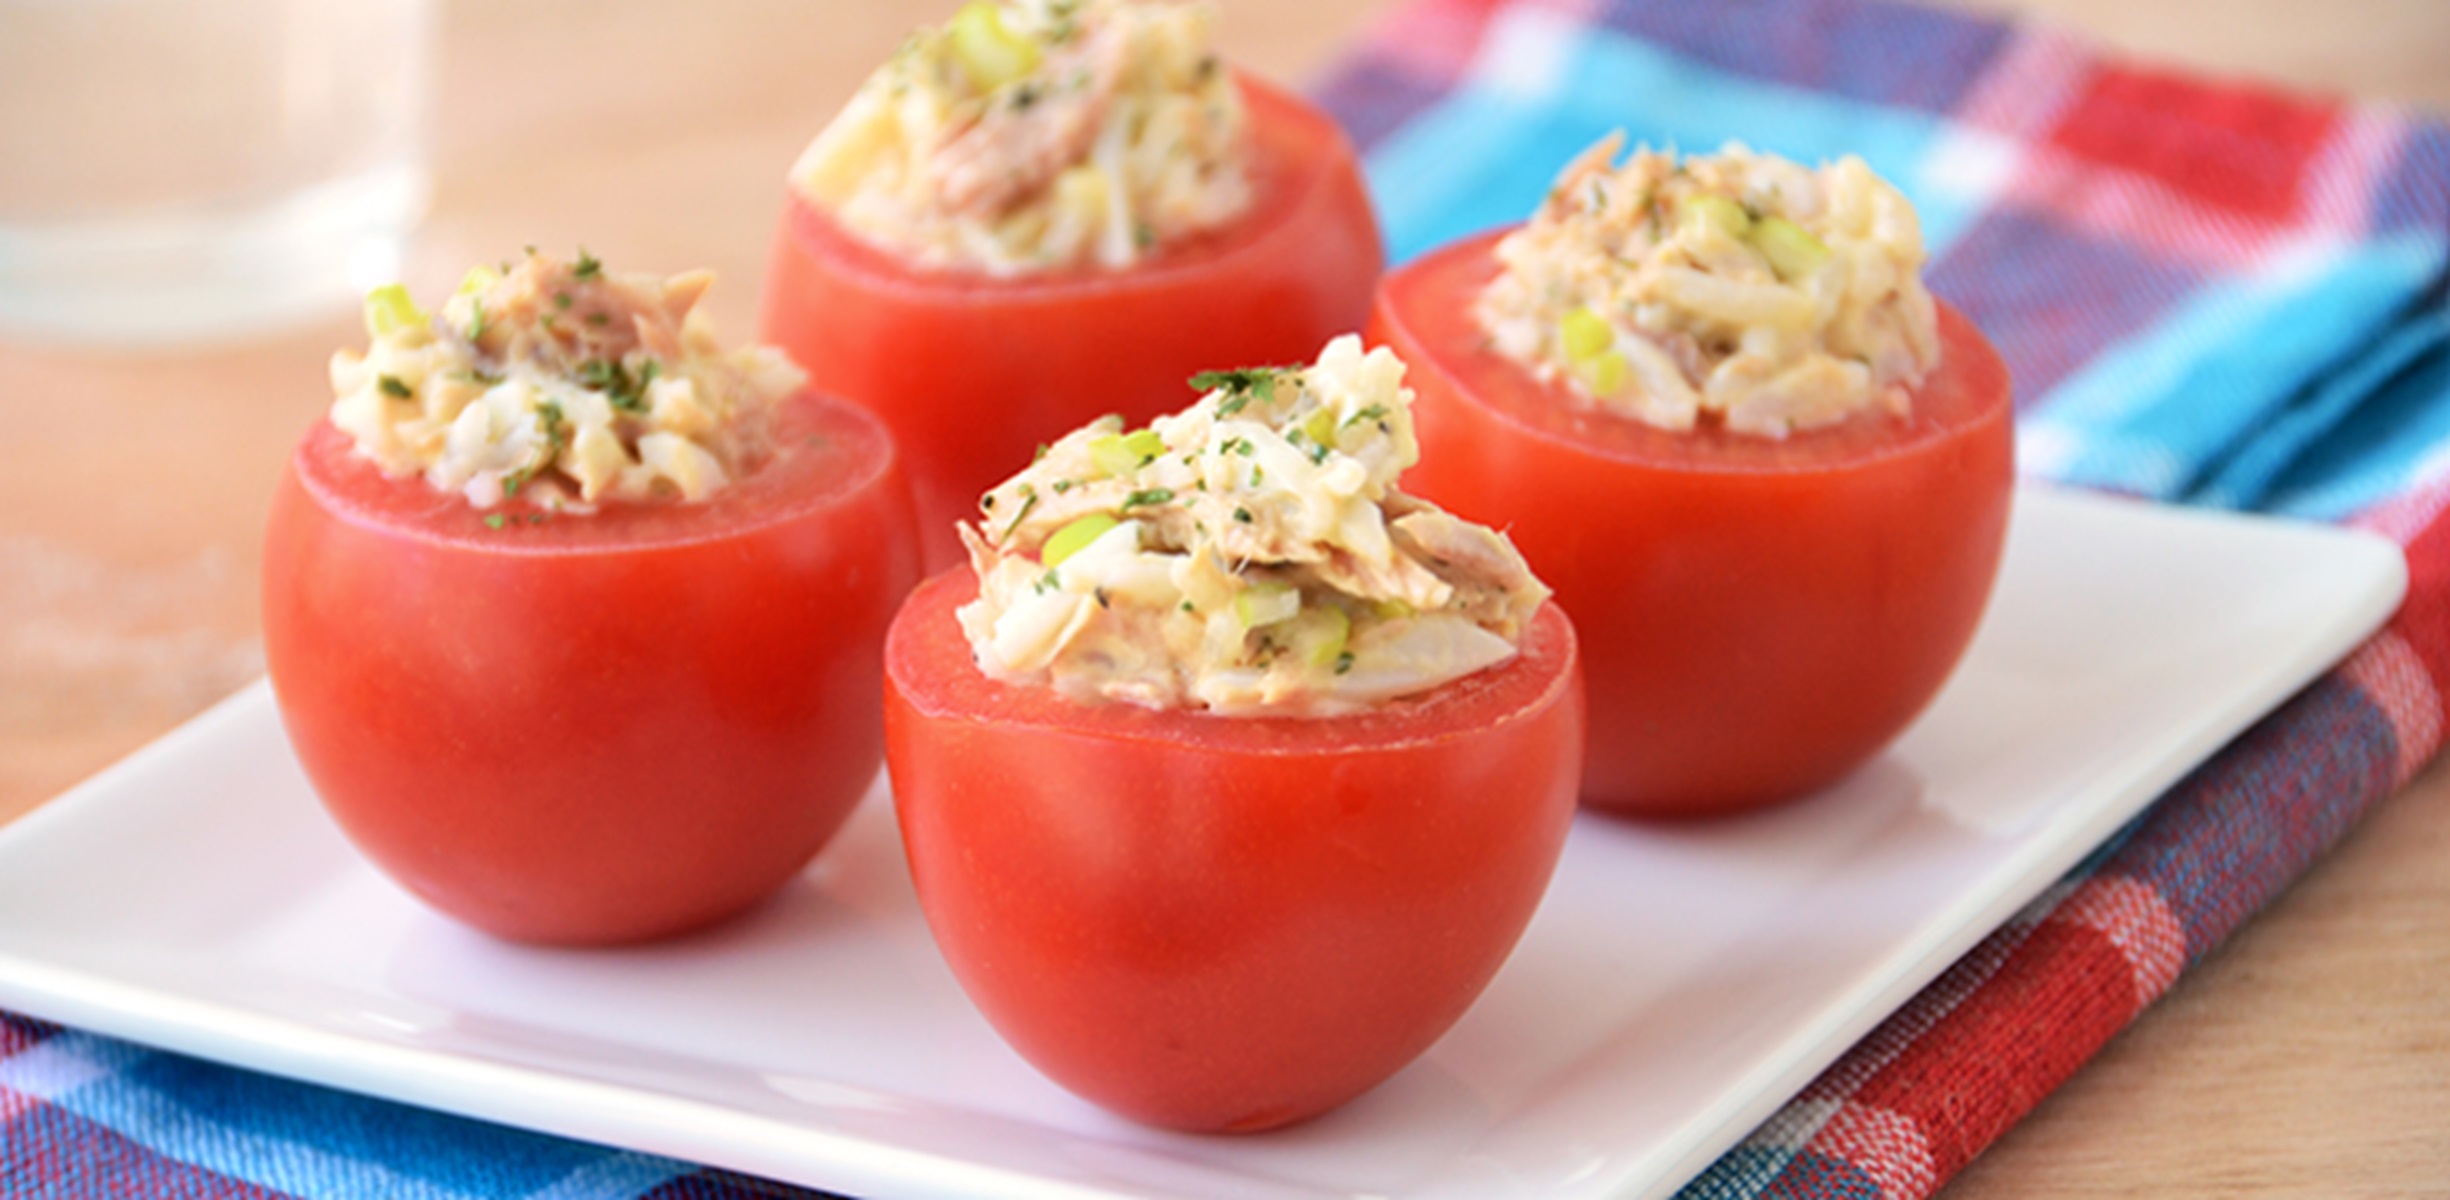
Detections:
1679,193,1753,241
1296,604,1351,668
377,374,413,400
362,284,425,339
1748,215,1832,282
1579,349,1631,397
1234,583,1299,629
950,1,1040,91
1041,513,1120,567
1088,428,1165,477
1559,306,1613,362
1120,487,1174,509
1299,406,1338,452
455,264,503,298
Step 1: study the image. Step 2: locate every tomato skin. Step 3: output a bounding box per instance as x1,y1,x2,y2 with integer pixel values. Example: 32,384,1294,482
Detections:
758,73,1384,571
1370,229,2014,818
261,394,922,945
882,571,1583,1132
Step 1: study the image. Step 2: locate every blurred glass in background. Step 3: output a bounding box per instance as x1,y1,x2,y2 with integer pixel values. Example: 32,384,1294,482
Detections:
0,0,433,345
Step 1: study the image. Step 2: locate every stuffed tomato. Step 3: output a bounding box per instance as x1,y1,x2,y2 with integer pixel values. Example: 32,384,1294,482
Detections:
1371,140,2014,818
883,336,1583,1131
758,0,1382,570
263,252,921,945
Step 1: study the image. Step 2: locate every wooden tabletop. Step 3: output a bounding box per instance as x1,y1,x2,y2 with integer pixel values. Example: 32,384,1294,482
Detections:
2,0,2443,1194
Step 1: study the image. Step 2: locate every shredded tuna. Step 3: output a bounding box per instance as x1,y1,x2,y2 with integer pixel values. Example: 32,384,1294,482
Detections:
957,335,1551,715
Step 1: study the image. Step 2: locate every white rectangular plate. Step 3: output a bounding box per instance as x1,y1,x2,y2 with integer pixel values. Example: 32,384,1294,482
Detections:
0,486,2406,1200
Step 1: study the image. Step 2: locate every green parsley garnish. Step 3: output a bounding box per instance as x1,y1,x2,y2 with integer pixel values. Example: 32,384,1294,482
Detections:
1334,650,1355,675
1120,488,1175,509
1190,366,1285,417
1002,484,1039,539
1342,403,1390,429
377,375,413,400
578,357,658,412
1233,506,1253,523
484,513,508,530
573,249,602,280
501,401,569,498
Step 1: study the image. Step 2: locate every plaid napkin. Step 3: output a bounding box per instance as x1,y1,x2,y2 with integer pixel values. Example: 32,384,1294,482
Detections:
6,1,2446,1197
1321,0,2450,1196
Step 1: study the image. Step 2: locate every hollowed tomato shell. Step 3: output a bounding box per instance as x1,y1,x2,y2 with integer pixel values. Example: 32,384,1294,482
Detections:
1370,228,2014,818
262,393,922,944
758,72,1384,572
882,570,1584,1131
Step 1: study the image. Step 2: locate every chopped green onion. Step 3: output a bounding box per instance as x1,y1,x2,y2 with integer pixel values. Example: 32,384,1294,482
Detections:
574,249,602,279
1299,406,1338,451
1295,604,1352,668
483,513,507,530
455,264,502,297
1233,506,1253,523
1088,429,1166,477
950,1,1040,91
377,374,413,400
1235,583,1299,629
1559,306,1613,362
1041,513,1120,567
1342,403,1390,429
361,284,425,339
1579,349,1631,397
1120,487,1174,509
1679,193,1753,241
1748,215,1832,282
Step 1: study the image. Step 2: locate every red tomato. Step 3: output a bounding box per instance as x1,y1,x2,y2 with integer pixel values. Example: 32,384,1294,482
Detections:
758,73,1384,572
261,394,922,945
883,570,1584,1132
1370,229,2014,818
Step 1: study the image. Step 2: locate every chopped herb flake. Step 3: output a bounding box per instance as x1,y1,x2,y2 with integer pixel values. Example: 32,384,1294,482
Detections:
1233,506,1253,523
1121,488,1175,509
483,513,507,529
573,249,602,279
1002,485,1039,539
377,375,413,400
1190,366,1286,417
